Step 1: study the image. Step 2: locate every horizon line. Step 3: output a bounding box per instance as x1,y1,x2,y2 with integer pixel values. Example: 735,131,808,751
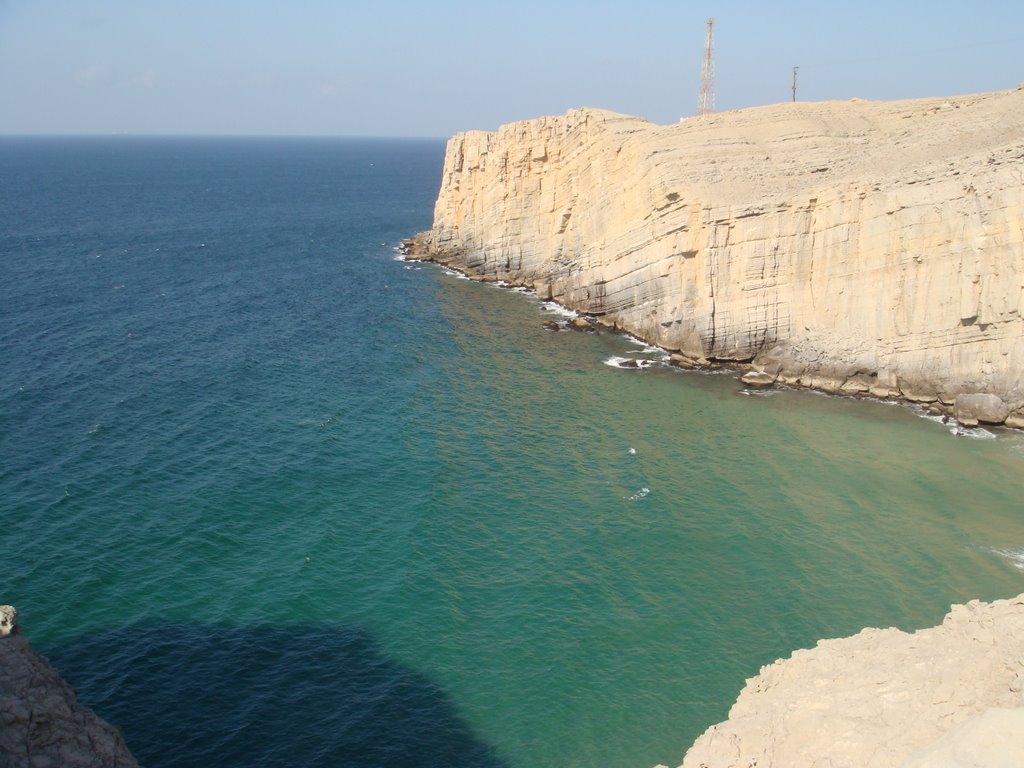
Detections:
0,132,448,141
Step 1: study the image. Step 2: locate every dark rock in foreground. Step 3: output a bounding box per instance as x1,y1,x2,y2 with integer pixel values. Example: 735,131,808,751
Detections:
0,607,139,768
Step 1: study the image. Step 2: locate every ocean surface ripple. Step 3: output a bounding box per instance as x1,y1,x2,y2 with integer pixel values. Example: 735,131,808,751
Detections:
3,137,1024,768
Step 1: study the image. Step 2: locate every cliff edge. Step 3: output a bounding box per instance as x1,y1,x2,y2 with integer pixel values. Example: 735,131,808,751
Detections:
0,606,139,768
678,593,1024,767
416,87,1024,426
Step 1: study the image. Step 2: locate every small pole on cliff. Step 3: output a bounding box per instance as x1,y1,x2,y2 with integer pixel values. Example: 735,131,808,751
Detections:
697,17,715,116
792,66,799,102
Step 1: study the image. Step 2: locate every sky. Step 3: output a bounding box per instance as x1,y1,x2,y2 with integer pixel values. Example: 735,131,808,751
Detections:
1,0,1021,137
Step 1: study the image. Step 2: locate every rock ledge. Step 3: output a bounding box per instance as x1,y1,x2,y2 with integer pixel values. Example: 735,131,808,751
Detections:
680,593,1024,768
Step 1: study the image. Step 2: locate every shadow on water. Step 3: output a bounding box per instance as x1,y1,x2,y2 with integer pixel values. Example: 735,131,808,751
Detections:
46,623,508,768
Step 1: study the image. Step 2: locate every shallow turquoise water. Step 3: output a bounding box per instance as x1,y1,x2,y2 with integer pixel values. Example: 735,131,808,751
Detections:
3,137,1023,767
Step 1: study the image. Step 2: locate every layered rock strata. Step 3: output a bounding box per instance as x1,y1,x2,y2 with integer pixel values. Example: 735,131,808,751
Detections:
0,607,139,768
415,87,1024,426
679,593,1024,767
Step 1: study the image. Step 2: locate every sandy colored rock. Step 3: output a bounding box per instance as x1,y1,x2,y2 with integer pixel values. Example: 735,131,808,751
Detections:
422,88,1024,418
954,392,1010,424
899,708,1024,768
679,593,1024,768
739,371,775,388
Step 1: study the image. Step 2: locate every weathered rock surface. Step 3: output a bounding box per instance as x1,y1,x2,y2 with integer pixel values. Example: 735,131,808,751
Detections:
954,392,1010,424
680,593,1024,768
739,370,775,388
0,608,139,768
0,605,17,637
419,87,1024,423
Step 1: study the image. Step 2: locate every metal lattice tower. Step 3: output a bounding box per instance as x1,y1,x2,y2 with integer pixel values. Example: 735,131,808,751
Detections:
697,17,715,116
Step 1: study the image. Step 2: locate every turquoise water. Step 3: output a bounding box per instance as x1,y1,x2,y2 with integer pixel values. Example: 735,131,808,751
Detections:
3,137,1024,767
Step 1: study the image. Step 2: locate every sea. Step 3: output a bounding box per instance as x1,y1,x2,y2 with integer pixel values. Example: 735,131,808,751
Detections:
3,136,1024,768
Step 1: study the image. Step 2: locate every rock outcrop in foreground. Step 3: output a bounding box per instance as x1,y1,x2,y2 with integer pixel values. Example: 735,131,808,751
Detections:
680,593,1024,768
415,87,1024,426
0,606,138,768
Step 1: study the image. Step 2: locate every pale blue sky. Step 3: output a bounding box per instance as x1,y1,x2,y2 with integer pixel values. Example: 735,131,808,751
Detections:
1,0,1020,137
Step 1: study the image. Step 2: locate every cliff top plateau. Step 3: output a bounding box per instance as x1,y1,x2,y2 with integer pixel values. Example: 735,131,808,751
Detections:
524,87,1024,203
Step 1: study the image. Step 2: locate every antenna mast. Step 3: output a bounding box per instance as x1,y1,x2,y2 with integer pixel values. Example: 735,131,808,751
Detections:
697,17,715,116
792,66,799,102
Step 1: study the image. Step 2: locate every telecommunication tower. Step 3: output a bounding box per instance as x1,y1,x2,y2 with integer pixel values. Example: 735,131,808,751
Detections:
697,17,715,116
792,66,799,101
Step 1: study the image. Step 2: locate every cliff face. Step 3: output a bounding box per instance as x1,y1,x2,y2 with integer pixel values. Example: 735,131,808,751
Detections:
0,611,139,768
421,87,1024,425
680,593,1024,768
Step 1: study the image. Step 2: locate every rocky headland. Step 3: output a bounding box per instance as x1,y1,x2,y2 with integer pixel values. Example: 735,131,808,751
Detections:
678,593,1024,768
409,86,1024,428
0,606,139,768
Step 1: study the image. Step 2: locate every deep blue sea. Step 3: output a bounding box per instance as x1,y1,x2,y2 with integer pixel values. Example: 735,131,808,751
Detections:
3,136,1024,768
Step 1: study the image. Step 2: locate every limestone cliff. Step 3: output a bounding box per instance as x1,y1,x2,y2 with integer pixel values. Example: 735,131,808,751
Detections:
0,607,139,768
417,87,1024,426
679,593,1024,768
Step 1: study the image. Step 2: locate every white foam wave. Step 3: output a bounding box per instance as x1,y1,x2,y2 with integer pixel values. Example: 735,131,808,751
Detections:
914,409,1000,440
541,301,578,319
993,547,1024,570
620,333,665,356
950,424,996,439
604,356,656,370
440,267,470,280
627,487,650,501
918,411,948,425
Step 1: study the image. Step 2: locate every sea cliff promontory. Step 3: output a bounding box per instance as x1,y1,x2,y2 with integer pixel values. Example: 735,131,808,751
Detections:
413,86,1024,427
678,593,1024,768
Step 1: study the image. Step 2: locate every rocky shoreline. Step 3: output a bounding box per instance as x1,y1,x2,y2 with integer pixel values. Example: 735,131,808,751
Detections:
406,86,1024,432
401,234,1019,432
